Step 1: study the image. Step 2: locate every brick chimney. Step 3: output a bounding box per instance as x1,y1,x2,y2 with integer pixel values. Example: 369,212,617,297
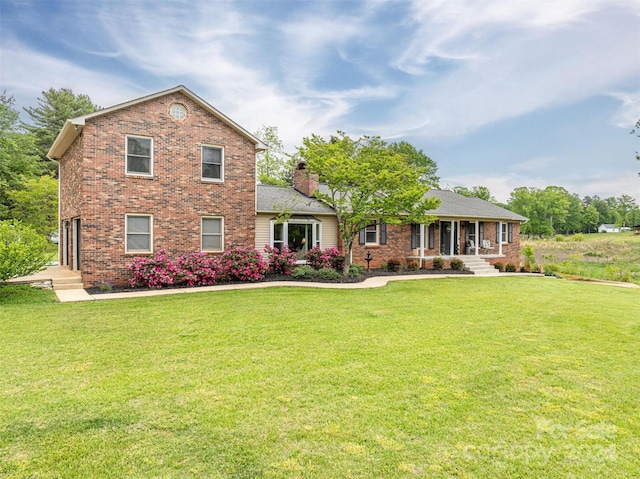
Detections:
293,161,319,197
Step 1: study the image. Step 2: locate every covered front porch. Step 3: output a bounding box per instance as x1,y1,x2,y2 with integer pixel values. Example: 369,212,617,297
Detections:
411,218,511,261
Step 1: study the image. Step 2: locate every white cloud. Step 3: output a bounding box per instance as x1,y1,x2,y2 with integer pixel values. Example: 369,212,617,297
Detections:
383,0,640,140
608,91,640,129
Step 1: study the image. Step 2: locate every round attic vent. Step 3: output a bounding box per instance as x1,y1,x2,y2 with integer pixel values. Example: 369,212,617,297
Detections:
170,103,186,120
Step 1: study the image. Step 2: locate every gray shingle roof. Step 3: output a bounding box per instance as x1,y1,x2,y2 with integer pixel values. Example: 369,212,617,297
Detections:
424,190,527,221
256,185,334,214
257,186,527,222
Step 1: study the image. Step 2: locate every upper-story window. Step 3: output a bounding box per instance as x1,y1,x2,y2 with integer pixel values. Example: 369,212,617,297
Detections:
126,135,153,176
202,145,223,181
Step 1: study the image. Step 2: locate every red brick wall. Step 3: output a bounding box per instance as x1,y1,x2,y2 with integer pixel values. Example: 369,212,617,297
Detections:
349,221,522,269
59,135,84,267
61,92,258,287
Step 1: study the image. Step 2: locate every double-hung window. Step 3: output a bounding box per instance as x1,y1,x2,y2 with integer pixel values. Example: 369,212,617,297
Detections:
365,224,378,244
359,221,387,245
126,214,152,253
202,145,223,181
202,217,223,252
126,136,152,176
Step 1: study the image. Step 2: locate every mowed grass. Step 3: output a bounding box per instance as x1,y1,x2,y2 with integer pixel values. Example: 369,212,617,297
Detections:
1,278,639,478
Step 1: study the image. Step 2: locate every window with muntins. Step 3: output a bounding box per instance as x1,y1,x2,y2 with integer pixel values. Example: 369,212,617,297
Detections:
202,145,223,181
202,217,223,251
126,136,152,175
365,223,378,244
126,214,152,252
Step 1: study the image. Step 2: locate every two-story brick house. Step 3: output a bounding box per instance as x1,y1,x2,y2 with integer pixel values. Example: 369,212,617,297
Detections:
49,86,526,288
48,86,266,288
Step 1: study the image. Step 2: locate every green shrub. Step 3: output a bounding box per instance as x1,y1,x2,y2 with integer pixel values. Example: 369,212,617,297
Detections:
0,220,49,282
406,260,420,271
544,263,560,273
554,235,565,242
505,263,517,272
494,262,505,272
450,258,464,271
315,267,341,280
292,265,315,279
432,257,444,270
571,233,585,242
387,258,401,272
348,264,366,277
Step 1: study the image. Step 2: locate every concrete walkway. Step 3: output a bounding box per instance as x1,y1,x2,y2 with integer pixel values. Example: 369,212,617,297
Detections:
8,266,638,303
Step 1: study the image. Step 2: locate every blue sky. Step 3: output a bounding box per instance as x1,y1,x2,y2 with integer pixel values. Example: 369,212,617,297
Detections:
2,0,639,202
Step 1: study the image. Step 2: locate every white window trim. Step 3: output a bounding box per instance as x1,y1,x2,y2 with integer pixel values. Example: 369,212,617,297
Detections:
201,216,224,252
365,222,379,245
125,135,153,177
125,214,153,253
269,219,322,250
501,222,508,244
201,144,224,182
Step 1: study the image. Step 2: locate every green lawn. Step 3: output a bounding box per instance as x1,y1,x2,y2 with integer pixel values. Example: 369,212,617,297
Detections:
1,278,639,478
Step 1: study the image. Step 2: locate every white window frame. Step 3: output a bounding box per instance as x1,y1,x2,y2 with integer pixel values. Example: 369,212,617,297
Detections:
201,216,224,252
269,218,322,256
201,144,224,182
125,135,153,177
501,222,508,243
125,214,153,253
365,223,379,245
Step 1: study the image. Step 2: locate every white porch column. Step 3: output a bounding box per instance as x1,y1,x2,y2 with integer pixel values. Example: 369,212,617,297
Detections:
498,221,503,255
450,221,456,256
420,224,425,263
475,220,479,255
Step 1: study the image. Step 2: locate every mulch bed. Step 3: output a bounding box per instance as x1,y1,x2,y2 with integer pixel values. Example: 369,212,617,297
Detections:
86,268,472,295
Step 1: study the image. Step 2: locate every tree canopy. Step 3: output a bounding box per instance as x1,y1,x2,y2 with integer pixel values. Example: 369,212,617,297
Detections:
388,141,439,187
254,125,295,186
0,93,40,219
296,131,439,275
23,87,98,175
453,185,496,204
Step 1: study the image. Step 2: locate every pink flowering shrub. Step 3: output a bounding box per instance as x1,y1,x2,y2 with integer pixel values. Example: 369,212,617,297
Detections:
263,245,297,275
218,246,267,282
127,249,178,288
305,247,344,271
175,252,218,286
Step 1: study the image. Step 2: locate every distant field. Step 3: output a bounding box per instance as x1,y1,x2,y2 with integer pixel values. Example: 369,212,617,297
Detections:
523,232,640,285
1,277,639,478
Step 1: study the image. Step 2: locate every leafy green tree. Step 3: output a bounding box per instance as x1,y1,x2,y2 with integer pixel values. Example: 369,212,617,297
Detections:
616,194,638,227
0,220,48,281
255,125,295,186
296,131,440,276
389,141,439,187
508,186,571,236
8,174,58,237
453,185,496,203
0,93,39,219
583,205,600,233
23,88,98,175
561,193,584,234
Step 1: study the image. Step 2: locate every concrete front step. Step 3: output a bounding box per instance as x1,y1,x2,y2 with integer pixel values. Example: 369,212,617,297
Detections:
53,277,84,290
458,257,501,276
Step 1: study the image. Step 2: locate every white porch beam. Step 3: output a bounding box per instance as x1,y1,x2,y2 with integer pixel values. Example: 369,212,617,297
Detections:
475,220,479,255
